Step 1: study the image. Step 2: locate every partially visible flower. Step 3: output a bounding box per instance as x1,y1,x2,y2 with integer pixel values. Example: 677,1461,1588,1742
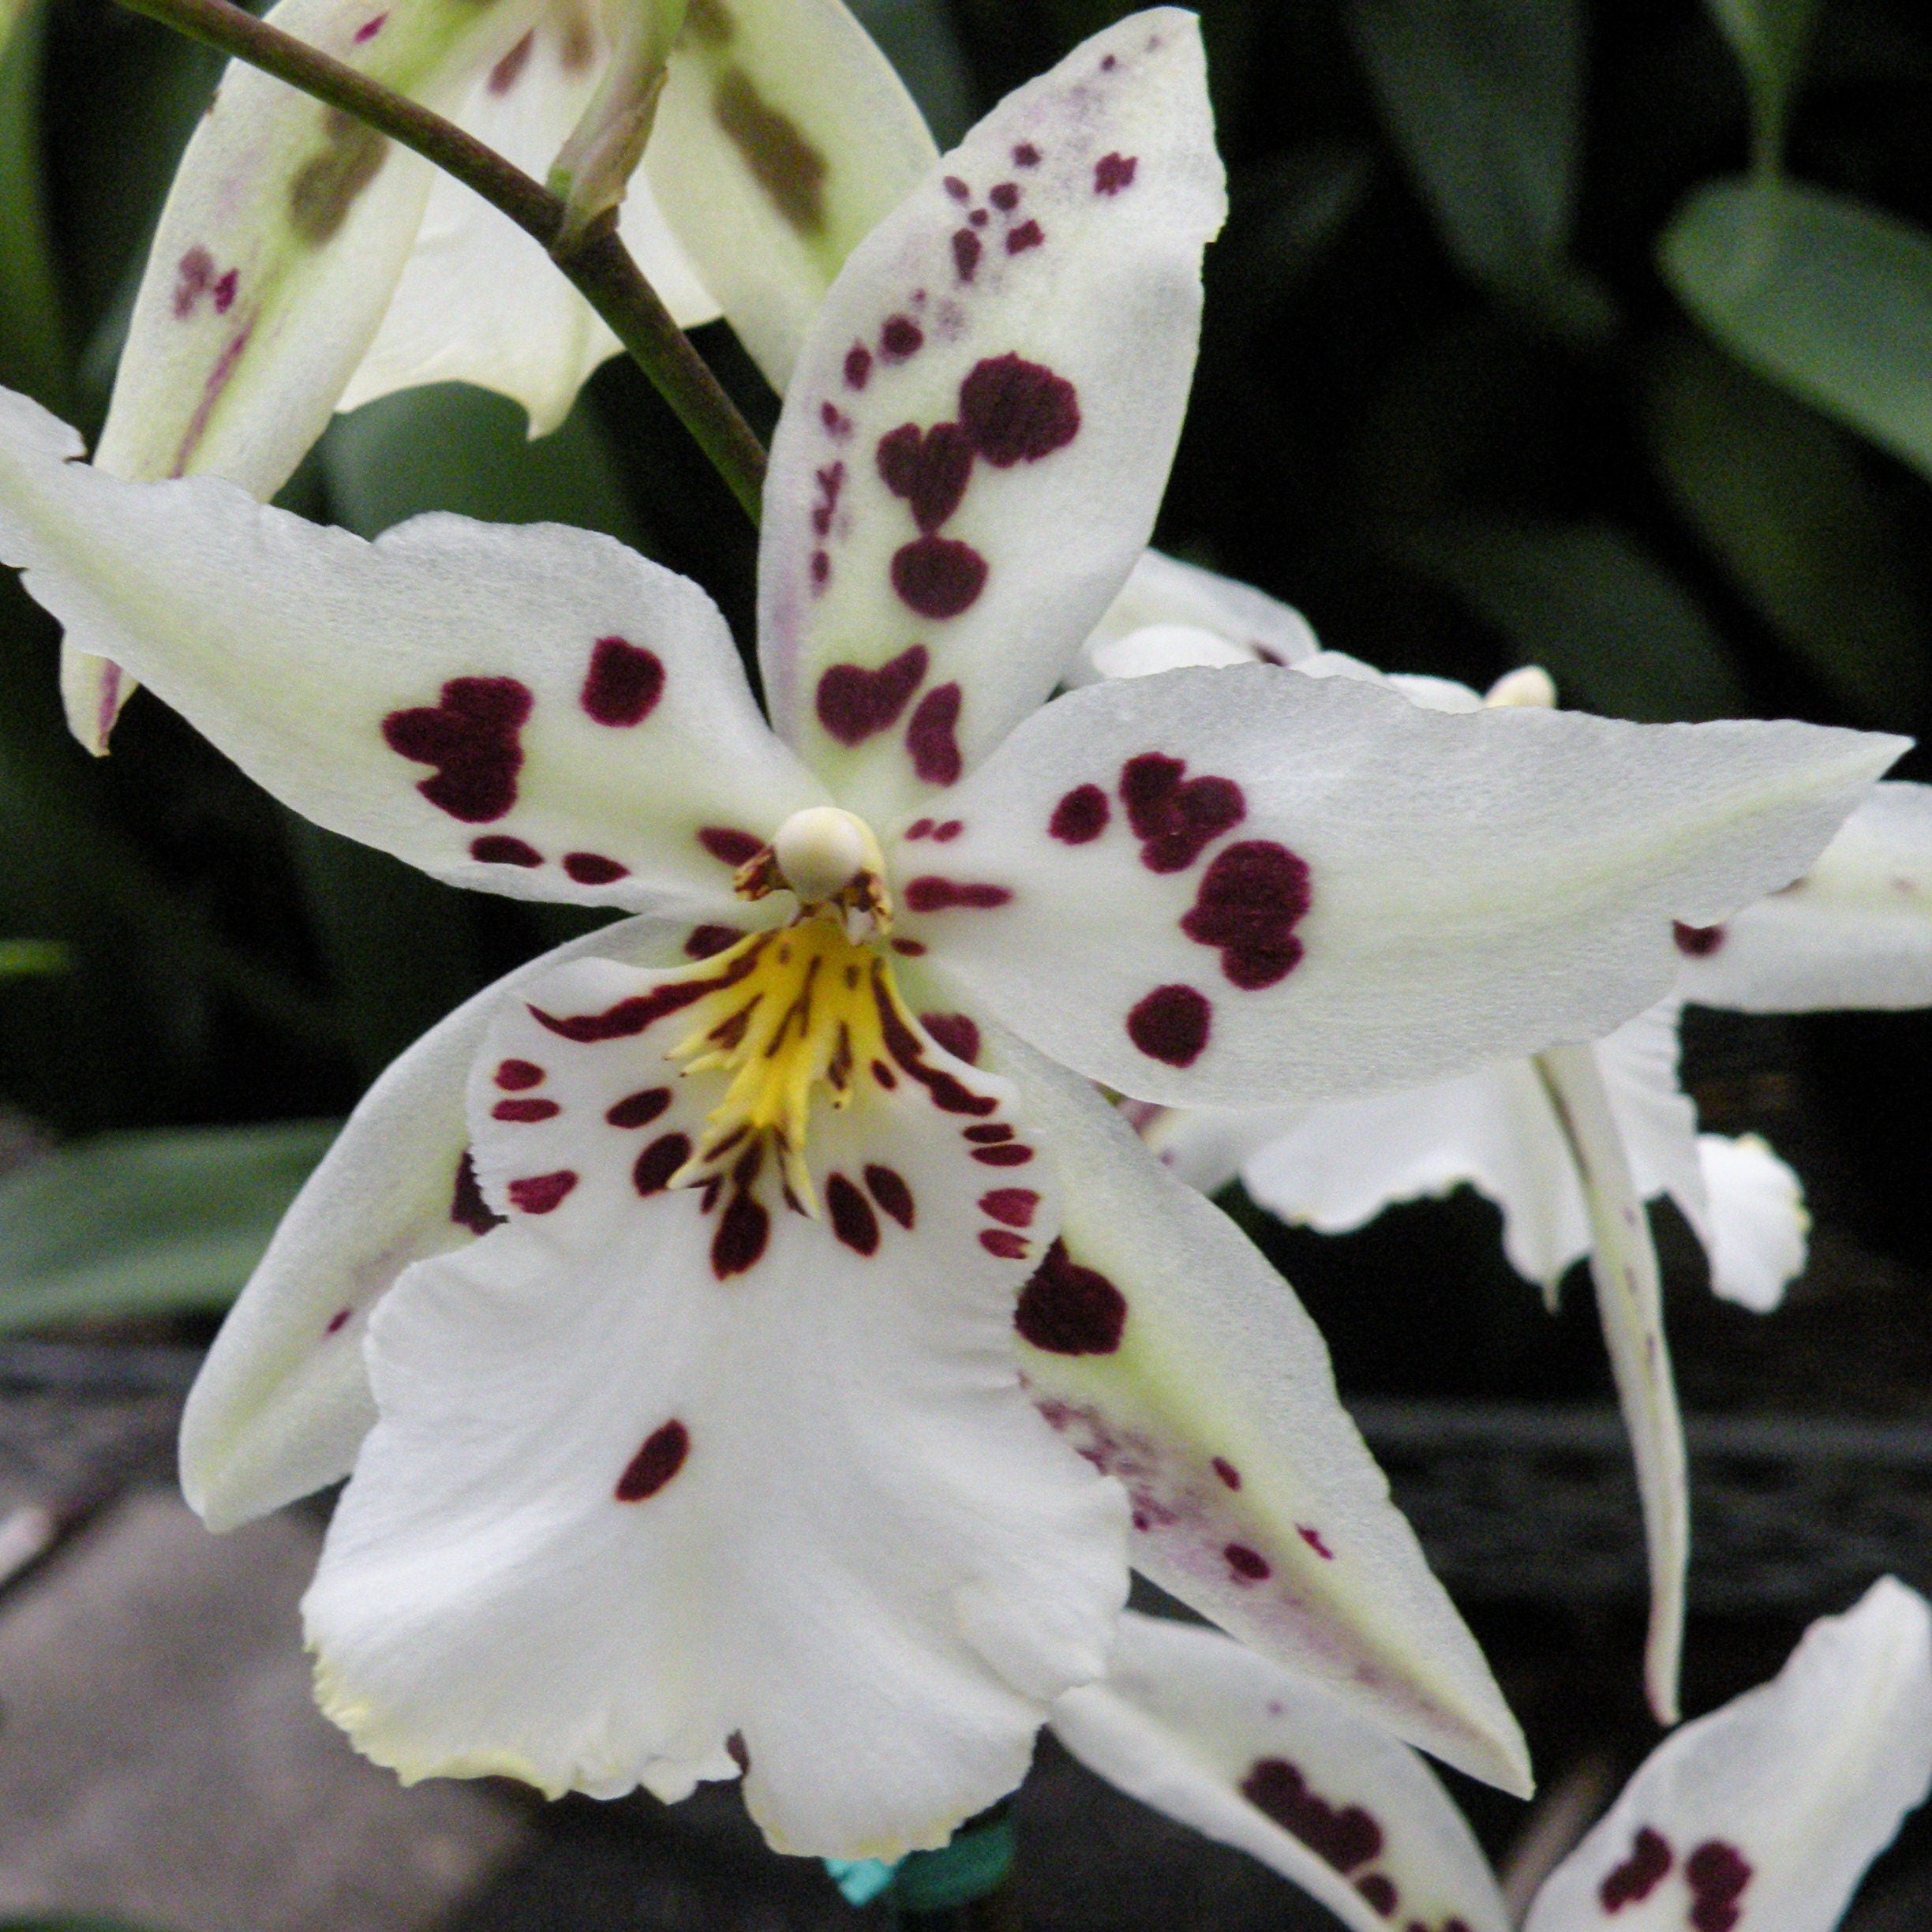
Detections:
66,0,938,751
1049,1576,1932,1932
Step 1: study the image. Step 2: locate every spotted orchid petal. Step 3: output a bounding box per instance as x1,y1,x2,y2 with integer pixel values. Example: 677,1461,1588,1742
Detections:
0,389,829,910
915,663,1901,1106
180,909,739,1533
970,1023,1532,1795
1696,1132,1808,1313
1049,1612,1510,1932
1526,1578,1932,1932
758,11,1226,821
304,949,1127,1858
1674,781,1932,1013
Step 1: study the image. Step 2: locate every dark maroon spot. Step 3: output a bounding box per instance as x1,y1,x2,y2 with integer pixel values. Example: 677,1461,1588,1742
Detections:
471,834,542,867
1015,1238,1127,1354
579,636,665,726
532,957,753,1042
1241,1762,1383,1874
974,1143,1035,1166
989,181,1020,211
451,1150,504,1234
712,1190,769,1278
173,245,214,318
606,1088,672,1129
920,1011,980,1063
890,939,927,957
1599,1826,1672,1911
876,421,973,531
1182,841,1312,988
1101,51,1117,68
953,229,982,281
713,66,828,234
844,343,872,388
1298,1524,1335,1559
1050,784,1109,844
904,683,965,786
1673,920,1725,957
1120,753,1246,872
893,536,987,619
492,1098,560,1122
633,1133,690,1195
1094,152,1137,194
815,644,929,745
1212,1457,1241,1489
820,400,850,436
970,208,988,227
881,314,923,360
958,354,1080,466
382,676,531,822
965,1124,1012,1143
1127,985,1211,1066
288,109,388,246
934,819,963,841
325,1306,352,1335
352,11,384,39
212,268,238,313
1225,1543,1271,1582
943,174,970,200
564,852,630,885
1685,1842,1750,1932
865,1164,915,1228
811,551,830,586
979,1188,1038,1226
488,28,534,92
906,818,934,840
1355,1874,1397,1917
685,923,744,959
725,1731,749,1771
698,826,763,867
615,1417,689,1501
826,1173,881,1256
495,1058,544,1090
1005,219,1044,253
1013,142,1040,166
507,1170,577,1214
871,974,998,1116
872,1059,898,1086
904,876,1012,912
981,1227,1028,1259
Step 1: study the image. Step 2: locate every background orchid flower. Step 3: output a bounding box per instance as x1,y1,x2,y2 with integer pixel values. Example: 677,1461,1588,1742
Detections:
63,0,938,754
0,5,1908,1859
1047,1576,1932,1932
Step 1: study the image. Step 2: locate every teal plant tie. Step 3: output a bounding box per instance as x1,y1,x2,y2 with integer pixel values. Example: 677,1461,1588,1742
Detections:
823,1857,899,1907
821,1809,1017,1914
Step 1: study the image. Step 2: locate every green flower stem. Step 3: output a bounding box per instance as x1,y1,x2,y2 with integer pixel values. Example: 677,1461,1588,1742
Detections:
110,0,769,523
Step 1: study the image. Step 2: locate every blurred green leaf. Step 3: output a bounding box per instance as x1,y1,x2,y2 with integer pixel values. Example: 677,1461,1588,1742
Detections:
0,0,69,408
1401,518,1747,721
1705,0,1818,159
846,0,976,144
0,1120,337,1329
1661,178,1932,483
1645,335,1927,724
0,938,68,977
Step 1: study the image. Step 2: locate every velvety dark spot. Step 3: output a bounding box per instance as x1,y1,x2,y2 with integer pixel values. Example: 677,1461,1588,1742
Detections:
1100,51,1116,68
934,819,962,841
920,1011,980,1062
1094,152,1137,194
383,676,532,822
1685,1841,1750,1932
698,826,763,867
1298,1524,1335,1559
1015,1238,1126,1354
325,1306,352,1334
712,1189,770,1277
871,973,998,1116
865,1164,915,1228
890,938,927,956
1005,219,1043,253
876,421,973,531
1013,142,1040,166
907,683,964,784
289,108,388,245
725,1730,750,1771
212,268,238,312
451,1150,504,1234
904,876,1011,912
713,66,826,233
844,343,872,388
979,1188,1038,1226
820,401,850,436
1212,1456,1241,1489
607,1088,672,1129
616,1418,689,1501
508,1170,577,1214
973,1143,1034,1166
811,550,830,586
1598,1826,1672,1911
965,1123,1011,1142
981,1228,1028,1259
1120,752,1245,872
488,28,534,92
173,246,214,319
352,13,385,40
1050,784,1109,843
493,1098,560,1122
826,1173,881,1256
816,644,929,744
1225,1543,1271,1581
958,354,1080,466
495,1058,544,1090
871,1059,898,1086
953,229,982,281
471,834,542,867
989,181,1020,211
633,1133,691,1195
1127,984,1211,1066
1241,1762,1382,1874
532,956,753,1042
944,174,970,200
564,852,630,885
812,461,844,536
1674,920,1725,957
685,924,744,959
580,635,665,725
1355,1874,1397,1916
1182,841,1312,988
881,313,923,360
906,818,934,840
970,208,988,227
893,535,987,618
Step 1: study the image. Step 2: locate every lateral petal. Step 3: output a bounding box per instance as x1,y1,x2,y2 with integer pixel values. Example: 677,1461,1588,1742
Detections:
1526,1578,1932,1932
758,10,1226,818
1050,1612,1509,1932
0,388,827,909
1071,549,1321,686
1696,1133,1808,1313
916,664,1900,1105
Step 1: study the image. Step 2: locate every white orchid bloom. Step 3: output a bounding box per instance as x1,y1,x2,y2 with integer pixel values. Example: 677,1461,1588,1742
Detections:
1050,1578,1932,1932
65,0,938,752
0,11,1906,1859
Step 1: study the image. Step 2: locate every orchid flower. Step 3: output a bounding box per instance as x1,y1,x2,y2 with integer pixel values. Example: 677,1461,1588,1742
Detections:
1047,1577,1932,1932
1088,552,1932,1724
64,0,938,751
0,11,1906,1858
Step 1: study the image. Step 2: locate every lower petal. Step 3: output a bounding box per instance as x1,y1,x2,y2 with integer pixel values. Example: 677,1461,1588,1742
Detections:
1698,1132,1809,1312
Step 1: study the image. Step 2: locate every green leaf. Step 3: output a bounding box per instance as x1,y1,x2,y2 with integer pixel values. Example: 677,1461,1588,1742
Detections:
0,0,70,408
1704,0,1818,156
1645,335,1927,724
1661,177,1932,483
0,937,68,976
1400,517,1747,721
845,0,976,145
0,1121,338,1330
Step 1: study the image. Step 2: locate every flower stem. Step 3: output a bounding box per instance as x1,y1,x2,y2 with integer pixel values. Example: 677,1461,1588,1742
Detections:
110,0,769,523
